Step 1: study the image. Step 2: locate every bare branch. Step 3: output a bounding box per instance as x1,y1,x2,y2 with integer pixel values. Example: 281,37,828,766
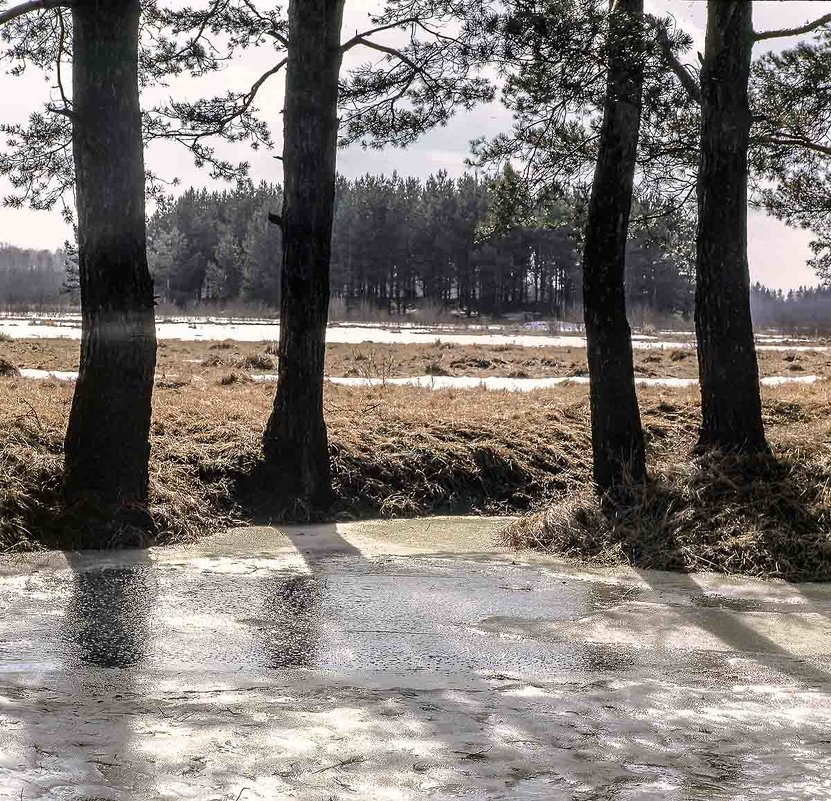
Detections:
45,104,76,120
341,18,418,53
0,0,70,25
54,5,71,109
759,135,831,157
754,12,831,42
346,36,421,75
265,28,288,48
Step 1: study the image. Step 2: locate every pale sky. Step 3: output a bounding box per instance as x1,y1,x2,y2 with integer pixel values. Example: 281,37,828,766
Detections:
0,0,828,290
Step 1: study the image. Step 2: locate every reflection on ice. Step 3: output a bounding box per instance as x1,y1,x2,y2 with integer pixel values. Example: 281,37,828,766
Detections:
61,563,156,669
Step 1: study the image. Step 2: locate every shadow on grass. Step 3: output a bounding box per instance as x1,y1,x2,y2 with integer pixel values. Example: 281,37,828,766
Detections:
231,446,555,527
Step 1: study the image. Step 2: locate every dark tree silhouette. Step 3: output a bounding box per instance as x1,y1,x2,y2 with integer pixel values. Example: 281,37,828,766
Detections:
694,0,766,453
261,0,346,506
582,0,647,490
63,0,157,524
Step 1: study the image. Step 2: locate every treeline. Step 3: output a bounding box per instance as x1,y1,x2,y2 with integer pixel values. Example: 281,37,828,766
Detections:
751,284,831,334
10,199,831,332
7,214,831,332
145,168,694,319
0,244,66,309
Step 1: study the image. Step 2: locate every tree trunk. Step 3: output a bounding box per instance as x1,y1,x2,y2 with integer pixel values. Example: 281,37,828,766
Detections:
695,0,767,453
262,0,345,507
64,0,157,530
582,0,647,492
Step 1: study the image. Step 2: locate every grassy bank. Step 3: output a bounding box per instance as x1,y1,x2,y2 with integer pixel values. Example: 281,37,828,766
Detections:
0,377,593,550
1,370,830,581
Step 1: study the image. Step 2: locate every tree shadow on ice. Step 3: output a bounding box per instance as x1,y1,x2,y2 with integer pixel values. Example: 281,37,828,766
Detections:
263,523,762,800
11,549,158,797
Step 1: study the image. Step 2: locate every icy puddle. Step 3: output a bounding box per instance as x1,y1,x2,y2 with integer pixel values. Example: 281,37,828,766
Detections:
1,518,830,800
1,315,827,351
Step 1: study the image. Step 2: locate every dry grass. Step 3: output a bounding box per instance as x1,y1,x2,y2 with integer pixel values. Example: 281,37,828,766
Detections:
3,337,831,382
0,358,19,376
504,390,831,582
0,378,594,551
1,360,830,579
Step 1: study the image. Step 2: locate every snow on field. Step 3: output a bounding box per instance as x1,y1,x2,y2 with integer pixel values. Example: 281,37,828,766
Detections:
18,369,78,382
10,363,823,391
0,315,826,351
318,374,821,390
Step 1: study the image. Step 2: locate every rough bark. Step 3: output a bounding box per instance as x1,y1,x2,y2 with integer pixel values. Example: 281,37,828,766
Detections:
695,0,768,453
582,0,647,491
64,0,157,525
262,0,345,507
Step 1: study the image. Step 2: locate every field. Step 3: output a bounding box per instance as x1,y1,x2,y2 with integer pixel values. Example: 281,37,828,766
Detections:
1,335,830,580
2,335,831,381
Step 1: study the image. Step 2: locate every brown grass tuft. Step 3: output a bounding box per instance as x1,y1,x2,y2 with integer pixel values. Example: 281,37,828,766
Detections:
503,444,831,582
0,359,20,376
237,352,276,370
218,371,253,386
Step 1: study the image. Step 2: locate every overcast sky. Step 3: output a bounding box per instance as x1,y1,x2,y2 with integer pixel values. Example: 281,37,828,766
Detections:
0,0,829,290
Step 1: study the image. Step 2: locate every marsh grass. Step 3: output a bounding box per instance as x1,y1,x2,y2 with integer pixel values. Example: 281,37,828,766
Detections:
504,393,831,581
1,371,829,579
3,336,830,382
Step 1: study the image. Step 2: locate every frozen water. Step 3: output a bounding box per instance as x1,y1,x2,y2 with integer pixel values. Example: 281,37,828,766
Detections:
0,314,827,351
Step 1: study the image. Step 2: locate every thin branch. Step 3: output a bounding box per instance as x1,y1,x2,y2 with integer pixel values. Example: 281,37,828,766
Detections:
346,37,421,75
341,17,418,52
158,57,286,142
754,13,831,42
758,135,831,157
54,5,71,109
0,0,70,25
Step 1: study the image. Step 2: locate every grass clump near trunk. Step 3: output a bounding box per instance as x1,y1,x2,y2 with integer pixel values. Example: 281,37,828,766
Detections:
504,406,831,581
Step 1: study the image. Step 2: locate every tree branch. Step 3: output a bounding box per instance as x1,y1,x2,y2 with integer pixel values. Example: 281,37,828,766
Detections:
646,15,700,104
341,18,418,52
0,0,70,25
45,104,76,121
758,135,831,157
754,12,831,42
345,37,422,75
265,28,288,48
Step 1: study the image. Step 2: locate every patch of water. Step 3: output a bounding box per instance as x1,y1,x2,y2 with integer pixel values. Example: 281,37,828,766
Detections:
254,374,821,391
10,369,822,391
2,539,831,801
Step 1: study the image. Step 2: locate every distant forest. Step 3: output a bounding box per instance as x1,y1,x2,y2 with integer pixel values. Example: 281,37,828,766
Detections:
0,244,66,308
1,169,829,331
144,168,696,320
